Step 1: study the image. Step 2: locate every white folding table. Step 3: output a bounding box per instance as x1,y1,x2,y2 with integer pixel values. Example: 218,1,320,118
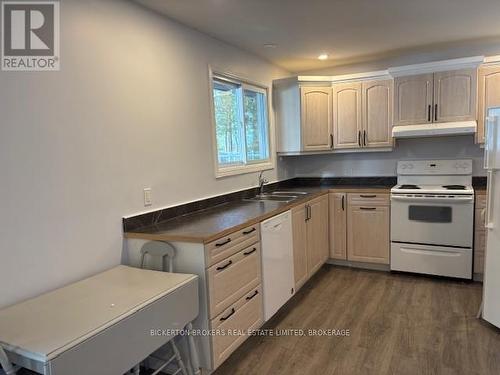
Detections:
0,265,199,375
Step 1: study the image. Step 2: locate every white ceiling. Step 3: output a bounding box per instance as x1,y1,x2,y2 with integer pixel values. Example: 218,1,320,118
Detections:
136,0,500,73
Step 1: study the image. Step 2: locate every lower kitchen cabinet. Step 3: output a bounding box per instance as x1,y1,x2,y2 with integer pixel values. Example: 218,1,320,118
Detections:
292,203,308,289
329,192,390,265
329,193,347,260
211,285,263,368
291,194,329,290
347,200,390,264
307,195,330,275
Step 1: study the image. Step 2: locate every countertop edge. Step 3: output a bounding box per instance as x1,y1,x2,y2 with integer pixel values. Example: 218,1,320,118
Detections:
124,187,393,244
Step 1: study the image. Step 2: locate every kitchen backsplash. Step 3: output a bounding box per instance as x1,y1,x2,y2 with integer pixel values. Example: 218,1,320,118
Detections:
284,135,486,177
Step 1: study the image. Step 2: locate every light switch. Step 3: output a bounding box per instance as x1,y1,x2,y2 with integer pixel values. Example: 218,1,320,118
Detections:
143,188,152,206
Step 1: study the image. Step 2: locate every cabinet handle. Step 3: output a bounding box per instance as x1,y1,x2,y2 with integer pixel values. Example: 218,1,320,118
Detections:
220,308,235,321
360,207,376,210
242,228,256,235
434,104,438,122
216,260,232,271
341,195,345,211
360,194,376,198
330,134,334,148
363,130,367,147
246,290,259,300
215,238,231,247
243,247,257,256
305,205,311,221
358,131,361,147
427,104,431,122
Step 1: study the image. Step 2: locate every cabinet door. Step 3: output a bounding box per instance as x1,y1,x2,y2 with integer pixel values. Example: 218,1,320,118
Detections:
307,195,329,276
394,74,433,126
300,87,333,151
477,65,500,144
347,205,390,264
292,204,308,290
434,68,477,122
362,79,393,148
333,82,362,149
329,193,347,260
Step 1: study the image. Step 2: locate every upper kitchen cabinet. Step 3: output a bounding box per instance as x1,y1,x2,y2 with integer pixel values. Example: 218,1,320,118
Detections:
300,87,333,151
332,82,362,149
394,74,433,126
362,79,393,148
433,69,477,122
394,69,477,126
333,79,393,150
274,79,333,153
477,64,500,144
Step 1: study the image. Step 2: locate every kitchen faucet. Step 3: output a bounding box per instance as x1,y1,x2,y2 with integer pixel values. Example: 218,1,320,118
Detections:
258,171,268,195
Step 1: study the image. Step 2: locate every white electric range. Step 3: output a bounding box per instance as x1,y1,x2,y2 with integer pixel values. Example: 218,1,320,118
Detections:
390,159,474,279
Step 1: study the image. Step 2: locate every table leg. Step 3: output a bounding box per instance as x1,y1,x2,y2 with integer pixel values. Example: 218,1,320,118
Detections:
186,323,201,375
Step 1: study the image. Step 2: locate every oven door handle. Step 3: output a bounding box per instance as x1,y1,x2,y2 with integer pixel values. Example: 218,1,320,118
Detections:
391,195,474,204
400,247,462,257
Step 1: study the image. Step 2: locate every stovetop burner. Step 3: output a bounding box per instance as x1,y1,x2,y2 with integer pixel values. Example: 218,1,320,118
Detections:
442,185,466,190
399,184,421,190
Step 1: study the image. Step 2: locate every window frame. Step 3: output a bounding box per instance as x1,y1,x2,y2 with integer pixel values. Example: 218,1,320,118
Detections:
209,67,274,178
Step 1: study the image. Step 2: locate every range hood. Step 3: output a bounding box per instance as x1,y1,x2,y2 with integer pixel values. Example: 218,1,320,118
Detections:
392,121,477,138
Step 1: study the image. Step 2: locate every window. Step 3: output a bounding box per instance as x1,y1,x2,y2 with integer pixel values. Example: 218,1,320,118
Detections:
211,73,271,177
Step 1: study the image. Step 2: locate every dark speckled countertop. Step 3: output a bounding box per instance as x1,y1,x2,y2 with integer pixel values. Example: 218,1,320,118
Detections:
124,183,392,244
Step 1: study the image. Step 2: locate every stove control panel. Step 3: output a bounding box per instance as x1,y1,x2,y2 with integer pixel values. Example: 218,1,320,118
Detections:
397,160,472,175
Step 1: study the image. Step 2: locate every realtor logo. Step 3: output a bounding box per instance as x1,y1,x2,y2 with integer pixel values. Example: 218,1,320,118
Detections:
1,1,60,71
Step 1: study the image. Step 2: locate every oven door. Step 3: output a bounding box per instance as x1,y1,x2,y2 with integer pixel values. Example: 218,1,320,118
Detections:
391,194,474,248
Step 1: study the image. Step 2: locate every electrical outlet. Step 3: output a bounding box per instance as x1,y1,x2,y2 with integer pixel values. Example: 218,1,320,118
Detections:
143,188,152,206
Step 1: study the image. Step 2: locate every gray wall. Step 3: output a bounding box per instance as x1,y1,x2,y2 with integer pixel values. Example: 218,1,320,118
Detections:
285,136,485,177
0,0,289,308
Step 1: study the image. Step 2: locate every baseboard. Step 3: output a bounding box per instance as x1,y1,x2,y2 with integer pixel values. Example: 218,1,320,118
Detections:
326,258,390,272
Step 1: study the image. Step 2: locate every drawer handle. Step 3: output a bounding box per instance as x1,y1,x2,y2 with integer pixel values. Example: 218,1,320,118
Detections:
243,247,257,256
360,207,376,210
215,238,231,247
360,194,376,198
220,308,235,321
216,260,232,271
242,228,256,235
246,290,259,300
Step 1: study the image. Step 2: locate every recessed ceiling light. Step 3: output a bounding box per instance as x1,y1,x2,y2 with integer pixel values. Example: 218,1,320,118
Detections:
318,54,329,60
264,43,277,48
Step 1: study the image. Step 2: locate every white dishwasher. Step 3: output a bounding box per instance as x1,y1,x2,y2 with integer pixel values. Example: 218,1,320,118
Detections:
260,210,295,321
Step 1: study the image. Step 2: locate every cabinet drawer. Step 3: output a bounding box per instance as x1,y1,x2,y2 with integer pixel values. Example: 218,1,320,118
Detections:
207,243,261,318
348,193,390,206
476,193,487,209
206,225,260,267
211,285,263,369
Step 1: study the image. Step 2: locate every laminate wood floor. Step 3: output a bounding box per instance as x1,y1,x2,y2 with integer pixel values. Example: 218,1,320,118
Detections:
213,265,500,375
